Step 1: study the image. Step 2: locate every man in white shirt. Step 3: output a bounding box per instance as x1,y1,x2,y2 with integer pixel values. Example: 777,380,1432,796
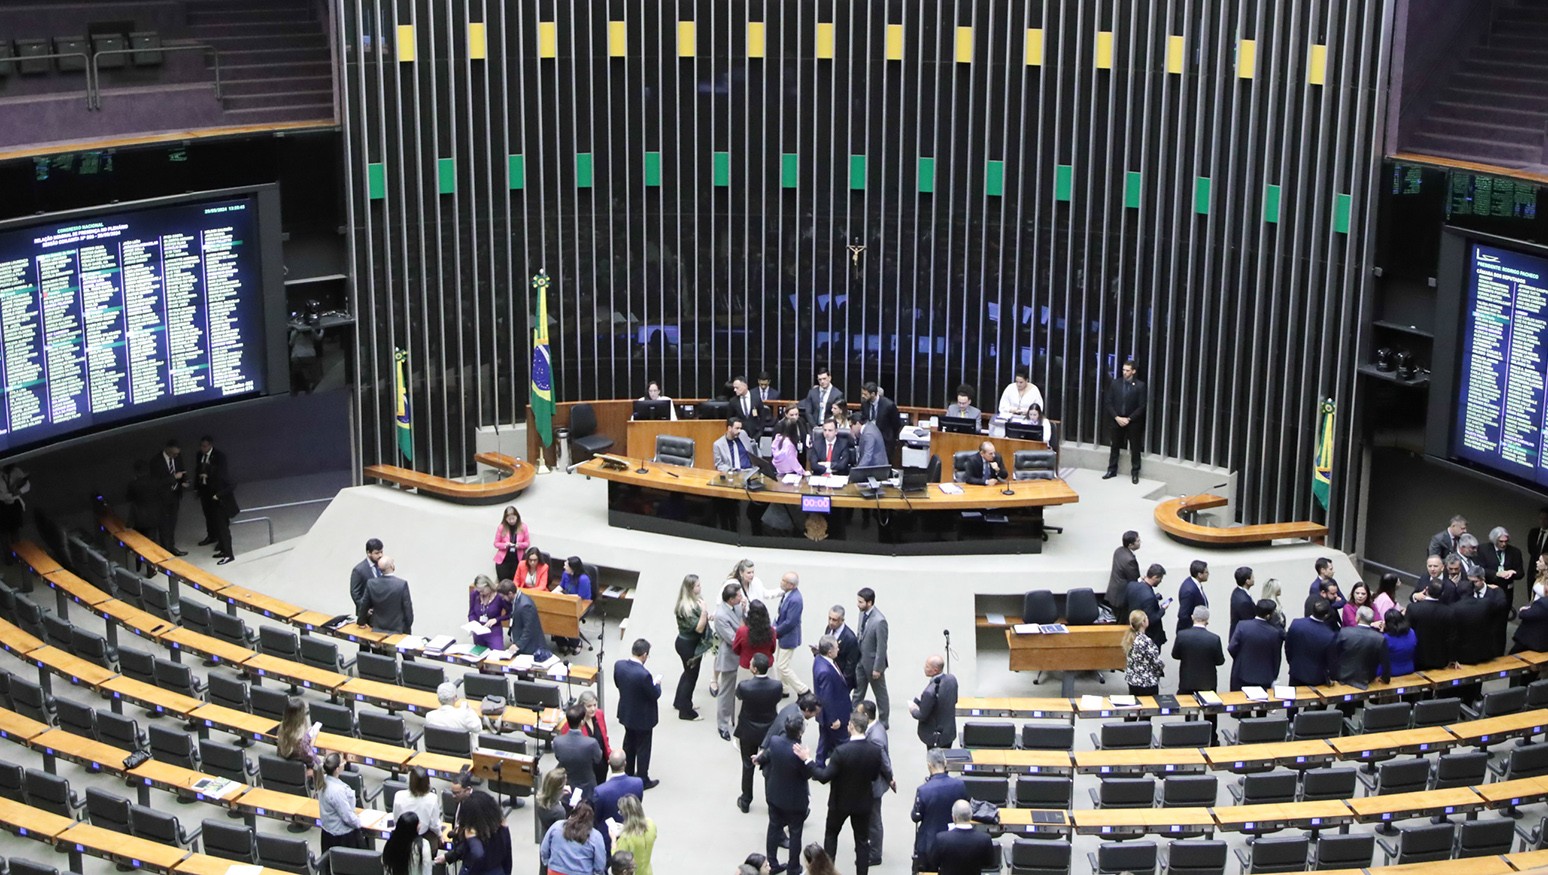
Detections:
425,682,484,743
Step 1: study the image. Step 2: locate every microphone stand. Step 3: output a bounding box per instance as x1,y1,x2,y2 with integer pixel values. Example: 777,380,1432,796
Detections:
943,629,957,675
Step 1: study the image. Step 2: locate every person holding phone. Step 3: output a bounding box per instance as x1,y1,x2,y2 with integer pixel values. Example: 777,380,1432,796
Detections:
1123,564,1169,647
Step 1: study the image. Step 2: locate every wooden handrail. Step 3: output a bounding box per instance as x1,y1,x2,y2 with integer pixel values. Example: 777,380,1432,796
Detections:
1155,493,1327,547
363,451,535,505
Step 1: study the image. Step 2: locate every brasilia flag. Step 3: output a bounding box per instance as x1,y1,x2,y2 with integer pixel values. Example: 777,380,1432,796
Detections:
393,347,413,461
530,270,555,448
1312,399,1334,510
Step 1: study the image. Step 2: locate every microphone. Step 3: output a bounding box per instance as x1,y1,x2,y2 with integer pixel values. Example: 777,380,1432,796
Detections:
660,467,680,479
564,460,586,474
636,458,649,475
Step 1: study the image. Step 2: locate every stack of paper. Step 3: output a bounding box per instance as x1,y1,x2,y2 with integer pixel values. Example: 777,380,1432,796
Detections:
1108,695,1139,707
1273,685,1297,700
535,654,563,670
984,613,1007,626
460,621,488,636
395,636,428,652
507,654,536,671
1196,691,1224,706
423,635,457,654
1011,623,1041,634
1242,686,1269,702
938,483,964,495
1079,695,1105,709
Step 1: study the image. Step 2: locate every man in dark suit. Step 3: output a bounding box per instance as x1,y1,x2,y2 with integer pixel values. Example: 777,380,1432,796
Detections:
798,367,845,435
761,693,820,751
1102,359,1146,483
822,605,860,692
735,653,784,813
193,435,231,555
614,638,662,788
361,555,413,633
1408,581,1457,671
1304,578,1345,632
755,714,816,874
811,419,854,477
1480,527,1526,603
1512,582,1548,654
1228,600,1286,691
911,750,969,869
592,751,644,855
730,376,769,429
1228,567,1256,641
853,588,890,728
812,635,851,767
1124,564,1168,647
1453,568,1509,665
505,586,550,658
804,712,892,875
148,439,188,555
1429,515,1468,559
349,538,384,622
553,704,604,799
1106,531,1141,616
1285,600,1339,686
125,461,161,576
962,441,1009,486
1176,560,1210,634
1172,606,1225,742
1414,555,1457,606
909,654,957,748
1528,508,1548,572
1333,606,1391,688
929,800,997,875
849,419,888,470
857,382,902,448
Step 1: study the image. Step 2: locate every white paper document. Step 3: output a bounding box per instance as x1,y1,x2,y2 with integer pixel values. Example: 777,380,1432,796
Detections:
1011,623,1041,634
1242,686,1269,702
1273,685,1297,700
984,613,1007,626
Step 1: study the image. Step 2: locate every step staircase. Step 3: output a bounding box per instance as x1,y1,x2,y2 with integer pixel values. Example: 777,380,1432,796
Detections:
182,0,335,126
1404,0,1548,171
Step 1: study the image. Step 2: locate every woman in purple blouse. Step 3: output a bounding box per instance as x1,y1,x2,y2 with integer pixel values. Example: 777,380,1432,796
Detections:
467,574,511,649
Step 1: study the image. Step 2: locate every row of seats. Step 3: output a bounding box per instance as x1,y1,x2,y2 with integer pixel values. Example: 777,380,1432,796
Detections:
0,32,162,75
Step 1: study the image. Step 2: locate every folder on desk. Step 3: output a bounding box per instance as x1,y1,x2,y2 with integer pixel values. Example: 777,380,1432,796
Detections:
1242,686,1269,702
1196,691,1223,706
1012,624,1041,634
1273,685,1297,700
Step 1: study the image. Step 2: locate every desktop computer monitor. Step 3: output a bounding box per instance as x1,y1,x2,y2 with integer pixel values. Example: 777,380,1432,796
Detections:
632,399,672,420
940,416,980,435
1005,421,1047,442
847,465,893,484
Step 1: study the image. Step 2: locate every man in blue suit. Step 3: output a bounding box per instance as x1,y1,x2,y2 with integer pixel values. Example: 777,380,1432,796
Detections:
1228,600,1286,691
812,634,851,767
823,605,861,692
592,751,643,856
755,714,816,874
911,749,968,868
1124,564,1168,647
614,638,662,789
849,419,888,470
774,572,809,696
1285,599,1339,686
1176,560,1209,634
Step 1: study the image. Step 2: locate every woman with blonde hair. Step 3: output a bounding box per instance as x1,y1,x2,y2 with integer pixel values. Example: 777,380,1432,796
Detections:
1122,610,1163,698
1259,578,1286,628
533,766,571,843
727,558,775,606
672,575,711,722
611,795,657,875
276,696,321,778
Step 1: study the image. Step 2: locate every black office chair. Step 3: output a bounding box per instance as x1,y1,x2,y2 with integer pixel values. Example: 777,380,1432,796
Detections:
961,721,1016,750
54,699,95,740
309,700,357,737
1462,685,1527,722
1019,722,1074,751
93,709,146,750
1431,750,1489,791
1091,721,1152,751
210,612,257,649
1289,709,1343,741
1490,742,1548,815
250,686,290,722
9,676,52,725
200,819,256,863
400,661,445,693
153,656,204,699
356,652,399,684
951,450,978,482
960,775,1009,806
653,435,695,467
207,672,251,712
358,711,422,749
424,725,473,758
1159,775,1217,808
1022,591,1057,625
326,847,385,875
1065,588,1100,625
926,454,943,485
199,738,258,785
139,577,179,623
1161,840,1227,875
129,804,200,850
461,672,510,703
258,625,301,661
1013,776,1072,809
148,724,200,770
1087,840,1157,875
257,754,312,797
256,834,319,874
1008,837,1070,875
1346,700,1412,736
1412,697,1462,728
1299,767,1357,803
1455,817,1514,858
1311,833,1374,870
0,761,23,803
1088,777,1156,809
22,769,84,818
510,680,563,711
1157,721,1212,749
1376,822,1453,865
1359,757,1432,798
1228,770,1297,807
84,787,132,834
180,601,214,638
1221,716,1288,746
300,636,355,675
1233,836,1310,874
1011,449,1057,480
41,613,72,650
568,404,615,463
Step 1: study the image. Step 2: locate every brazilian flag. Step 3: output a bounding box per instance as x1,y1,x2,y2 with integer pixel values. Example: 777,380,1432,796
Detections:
530,270,555,448
1312,399,1334,510
393,348,413,462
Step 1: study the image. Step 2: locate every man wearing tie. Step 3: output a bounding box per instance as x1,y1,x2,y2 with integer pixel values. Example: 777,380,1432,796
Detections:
812,420,853,476
194,435,229,549
1176,560,1210,634
350,538,384,623
857,383,901,448
149,439,188,556
1102,359,1147,484
849,419,888,470
731,376,768,430
1428,515,1468,559
713,417,759,473
799,367,845,434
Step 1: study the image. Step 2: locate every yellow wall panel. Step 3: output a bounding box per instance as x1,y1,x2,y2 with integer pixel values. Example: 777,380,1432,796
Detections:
1166,35,1184,74
816,22,835,59
1025,28,1043,66
1095,30,1114,69
1237,38,1257,78
747,21,766,58
608,20,627,57
885,24,904,61
396,24,415,62
1308,43,1328,85
678,21,696,57
955,26,973,63
537,21,557,58
467,23,486,60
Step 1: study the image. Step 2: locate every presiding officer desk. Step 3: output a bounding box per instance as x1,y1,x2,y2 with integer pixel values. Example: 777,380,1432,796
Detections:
578,455,1076,555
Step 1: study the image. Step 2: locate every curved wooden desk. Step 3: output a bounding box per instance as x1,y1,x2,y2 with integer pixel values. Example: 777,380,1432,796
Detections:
363,451,535,505
578,456,1077,555
1154,494,1327,547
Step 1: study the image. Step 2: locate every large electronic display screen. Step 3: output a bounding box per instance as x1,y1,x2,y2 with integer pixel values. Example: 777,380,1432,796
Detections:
1450,241,1548,488
0,188,284,456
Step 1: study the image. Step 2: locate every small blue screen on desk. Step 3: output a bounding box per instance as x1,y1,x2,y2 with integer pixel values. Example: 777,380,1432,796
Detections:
801,495,831,514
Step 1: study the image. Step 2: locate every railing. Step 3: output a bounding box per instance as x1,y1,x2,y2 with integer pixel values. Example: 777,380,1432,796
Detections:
1358,557,1421,583
8,52,95,107
86,44,224,110
228,497,335,547
229,516,273,546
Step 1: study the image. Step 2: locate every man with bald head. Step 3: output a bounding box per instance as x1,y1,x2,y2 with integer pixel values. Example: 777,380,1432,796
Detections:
361,555,414,633
929,799,997,875
908,654,958,748
963,441,1009,486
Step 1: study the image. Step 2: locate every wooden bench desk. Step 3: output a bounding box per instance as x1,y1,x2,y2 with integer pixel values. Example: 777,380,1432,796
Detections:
952,750,1074,775
1328,726,1457,762
158,557,228,596
1202,740,1338,772
175,856,289,875
329,621,397,645
338,677,442,713
407,751,472,779
0,616,44,657
1070,807,1216,838
101,676,204,718
1074,696,1166,720
1447,710,1548,746
1006,626,1127,696
469,748,537,788
528,588,590,639
993,807,1071,836
1210,800,1355,832
92,597,179,647
1154,494,1327,547
1505,849,1548,871
160,626,258,666
1346,786,1487,824
188,703,278,741
363,452,535,505
1381,859,1516,875
1314,674,1435,704
241,653,349,693
0,793,79,841
1476,776,1548,809
213,583,304,620
0,708,51,744
1423,657,1534,688
40,568,112,618
58,821,191,872
11,541,63,576
224,785,320,827
25,646,119,693
1073,748,1209,776
956,696,1076,720
314,731,417,770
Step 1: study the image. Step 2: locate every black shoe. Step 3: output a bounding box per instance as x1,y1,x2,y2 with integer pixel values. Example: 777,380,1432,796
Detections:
1132,471,1140,484
719,729,731,741
736,796,750,813
778,834,790,849
509,797,526,809
217,556,234,566
869,858,883,867
197,538,216,546
770,865,787,875
170,548,188,557
1102,470,1118,479
642,778,660,790
679,711,703,721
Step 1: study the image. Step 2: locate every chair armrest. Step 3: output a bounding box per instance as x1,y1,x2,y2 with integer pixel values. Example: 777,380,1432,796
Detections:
67,789,86,817
1489,759,1508,778
1342,717,1362,736
1157,847,1170,869
402,726,425,748
1087,787,1102,808
337,656,357,673
1461,702,1481,720
1517,818,1543,850
1227,782,1244,803
1377,837,1398,863
1220,729,1239,746
1356,770,1378,793
360,781,383,806
182,824,202,848
1233,847,1252,875
1085,852,1101,873
307,849,321,875
1088,733,1102,749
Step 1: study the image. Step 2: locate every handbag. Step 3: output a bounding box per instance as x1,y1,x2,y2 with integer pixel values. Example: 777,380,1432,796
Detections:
479,695,507,716
968,798,1000,825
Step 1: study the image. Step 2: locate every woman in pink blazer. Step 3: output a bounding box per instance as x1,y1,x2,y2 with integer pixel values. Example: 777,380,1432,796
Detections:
492,506,531,580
